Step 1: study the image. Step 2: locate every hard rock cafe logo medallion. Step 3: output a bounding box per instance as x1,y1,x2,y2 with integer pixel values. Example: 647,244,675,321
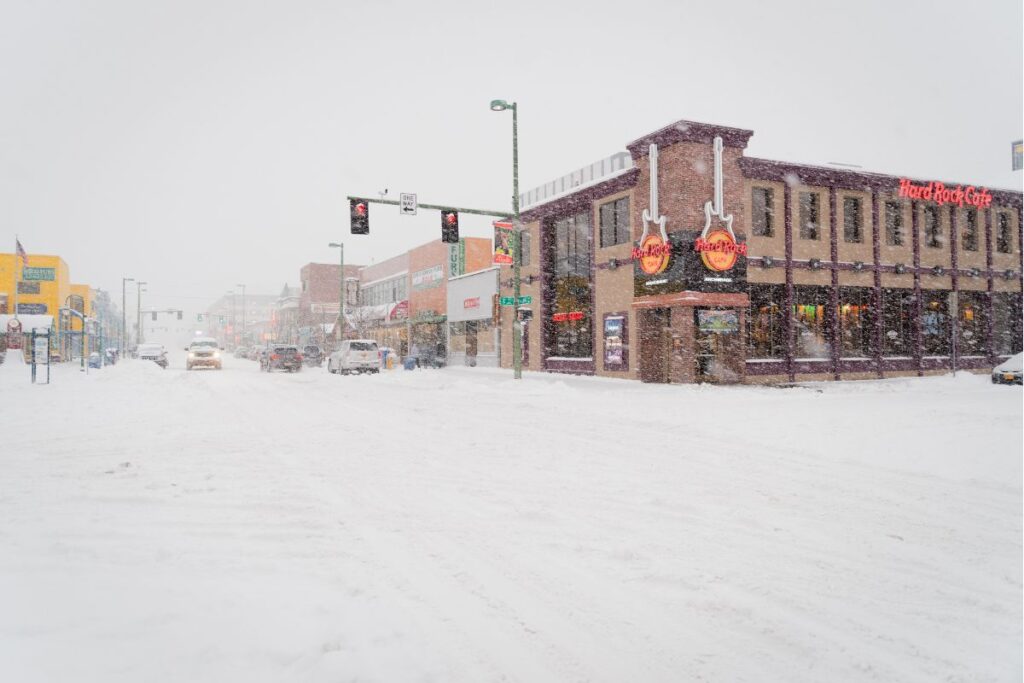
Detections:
633,233,671,275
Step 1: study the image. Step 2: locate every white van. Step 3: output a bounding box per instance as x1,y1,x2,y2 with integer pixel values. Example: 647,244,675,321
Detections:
328,339,380,375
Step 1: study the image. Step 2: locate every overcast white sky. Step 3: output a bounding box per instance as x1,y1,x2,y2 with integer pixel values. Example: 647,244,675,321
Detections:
1,0,1021,313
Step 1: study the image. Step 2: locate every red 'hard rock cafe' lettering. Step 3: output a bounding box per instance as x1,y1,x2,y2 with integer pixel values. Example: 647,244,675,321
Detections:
898,178,992,210
630,242,672,260
693,237,748,255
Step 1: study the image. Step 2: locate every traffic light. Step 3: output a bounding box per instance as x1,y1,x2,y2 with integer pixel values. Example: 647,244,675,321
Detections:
441,210,459,244
151,312,157,321
177,311,182,320
350,199,369,235
197,314,203,322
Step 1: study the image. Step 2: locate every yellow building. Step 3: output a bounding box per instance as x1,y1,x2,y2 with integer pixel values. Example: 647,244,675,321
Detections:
0,253,99,358
0,253,70,319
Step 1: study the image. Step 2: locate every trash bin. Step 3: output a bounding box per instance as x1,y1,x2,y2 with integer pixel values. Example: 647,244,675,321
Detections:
403,356,417,371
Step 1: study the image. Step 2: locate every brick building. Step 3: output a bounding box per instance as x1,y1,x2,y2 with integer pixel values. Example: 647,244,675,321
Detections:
298,262,361,345
498,119,1022,383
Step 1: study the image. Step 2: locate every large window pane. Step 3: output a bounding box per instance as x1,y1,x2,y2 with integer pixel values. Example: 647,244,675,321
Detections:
793,286,831,358
957,291,988,356
996,212,1013,253
882,288,914,357
747,284,784,358
548,211,593,358
993,292,1023,355
838,287,874,357
962,208,978,251
921,291,951,355
923,206,942,249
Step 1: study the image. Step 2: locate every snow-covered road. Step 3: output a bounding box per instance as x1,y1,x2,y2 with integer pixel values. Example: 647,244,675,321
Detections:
1,354,1020,682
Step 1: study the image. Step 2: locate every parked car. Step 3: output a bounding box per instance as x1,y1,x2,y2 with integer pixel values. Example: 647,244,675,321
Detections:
88,352,102,369
137,343,168,369
261,344,303,372
233,346,249,359
302,345,324,367
328,340,380,374
186,337,223,370
991,352,1023,385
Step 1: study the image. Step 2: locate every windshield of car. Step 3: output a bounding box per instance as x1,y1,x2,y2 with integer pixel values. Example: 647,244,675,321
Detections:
350,342,376,351
138,344,163,354
190,340,218,348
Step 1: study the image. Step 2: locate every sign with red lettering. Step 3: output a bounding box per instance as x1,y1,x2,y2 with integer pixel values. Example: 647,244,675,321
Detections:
463,297,480,309
898,178,992,209
552,311,585,322
631,234,672,275
694,230,747,272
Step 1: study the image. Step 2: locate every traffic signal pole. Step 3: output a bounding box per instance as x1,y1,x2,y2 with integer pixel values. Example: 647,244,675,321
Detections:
346,196,508,219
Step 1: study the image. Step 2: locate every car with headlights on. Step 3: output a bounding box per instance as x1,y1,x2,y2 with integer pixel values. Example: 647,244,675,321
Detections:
186,337,223,370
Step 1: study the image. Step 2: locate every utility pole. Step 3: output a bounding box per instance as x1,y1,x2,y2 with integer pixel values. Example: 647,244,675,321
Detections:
136,281,147,348
236,284,246,346
122,277,133,354
329,242,345,343
490,98,523,379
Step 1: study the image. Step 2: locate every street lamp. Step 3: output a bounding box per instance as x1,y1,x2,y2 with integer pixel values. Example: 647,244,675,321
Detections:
136,281,147,348
329,242,345,343
490,98,522,379
122,277,134,354
236,284,246,346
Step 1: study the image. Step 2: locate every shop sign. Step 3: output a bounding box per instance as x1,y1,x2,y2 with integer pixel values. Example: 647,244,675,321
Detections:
897,178,992,209
463,297,480,309
697,309,739,333
603,315,625,367
17,281,41,294
389,300,409,320
22,267,55,281
493,221,514,265
695,232,747,272
412,265,444,291
448,239,466,277
17,303,48,314
552,311,584,322
632,234,672,274
694,136,746,274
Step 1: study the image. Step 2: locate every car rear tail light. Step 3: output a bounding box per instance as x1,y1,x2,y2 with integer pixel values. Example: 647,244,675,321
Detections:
295,354,303,361
271,354,280,360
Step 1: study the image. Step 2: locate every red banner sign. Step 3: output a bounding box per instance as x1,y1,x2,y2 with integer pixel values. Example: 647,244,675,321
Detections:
552,311,585,322
463,297,480,309
898,178,992,209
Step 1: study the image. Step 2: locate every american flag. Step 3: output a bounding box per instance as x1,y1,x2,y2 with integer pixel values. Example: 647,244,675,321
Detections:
15,239,28,267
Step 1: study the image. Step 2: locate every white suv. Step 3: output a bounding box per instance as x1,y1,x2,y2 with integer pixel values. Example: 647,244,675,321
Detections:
186,337,223,370
328,340,380,374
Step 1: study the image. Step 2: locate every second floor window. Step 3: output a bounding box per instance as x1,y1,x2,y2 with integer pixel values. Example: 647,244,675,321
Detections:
599,197,630,247
885,201,903,246
799,192,820,240
843,197,863,243
752,187,774,237
962,208,978,252
923,205,942,248
997,212,1013,253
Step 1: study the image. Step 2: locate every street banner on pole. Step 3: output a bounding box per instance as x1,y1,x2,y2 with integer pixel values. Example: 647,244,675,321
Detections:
1013,140,1023,172
493,220,514,264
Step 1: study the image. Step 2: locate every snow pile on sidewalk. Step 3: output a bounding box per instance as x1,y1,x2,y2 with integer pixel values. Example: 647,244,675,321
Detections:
0,359,1020,682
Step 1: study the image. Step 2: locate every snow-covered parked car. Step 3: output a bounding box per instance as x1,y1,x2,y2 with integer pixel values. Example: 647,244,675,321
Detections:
328,340,379,374
137,343,168,369
991,352,1022,385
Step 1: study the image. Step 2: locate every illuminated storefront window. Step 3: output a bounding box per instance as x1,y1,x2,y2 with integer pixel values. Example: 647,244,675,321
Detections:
838,288,874,358
957,291,988,357
793,286,830,359
921,291,951,355
547,211,593,358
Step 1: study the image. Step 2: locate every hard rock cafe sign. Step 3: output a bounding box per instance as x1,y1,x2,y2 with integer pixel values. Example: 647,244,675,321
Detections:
633,136,747,295
632,144,672,275
694,136,746,273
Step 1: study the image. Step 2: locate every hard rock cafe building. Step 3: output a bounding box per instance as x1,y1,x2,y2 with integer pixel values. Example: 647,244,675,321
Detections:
497,120,1023,383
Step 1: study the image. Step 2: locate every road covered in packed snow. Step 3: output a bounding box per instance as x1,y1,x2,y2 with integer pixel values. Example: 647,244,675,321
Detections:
0,353,1020,682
